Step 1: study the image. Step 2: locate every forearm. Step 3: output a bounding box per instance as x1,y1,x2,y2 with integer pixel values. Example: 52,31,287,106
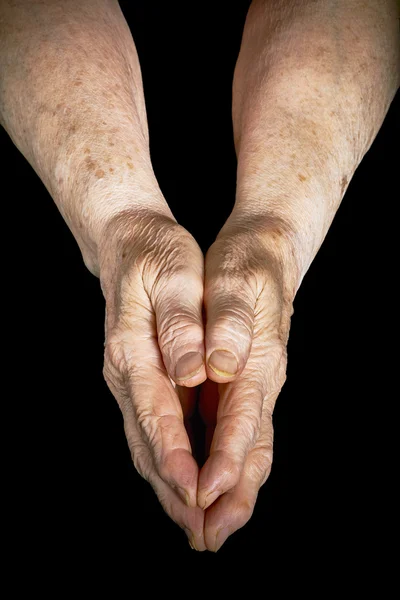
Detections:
231,0,399,295
0,0,171,275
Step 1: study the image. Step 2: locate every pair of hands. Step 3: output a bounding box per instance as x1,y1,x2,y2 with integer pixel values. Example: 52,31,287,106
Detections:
99,205,294,552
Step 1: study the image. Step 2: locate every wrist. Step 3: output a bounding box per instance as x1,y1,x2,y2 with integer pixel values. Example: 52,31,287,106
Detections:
97,205,181,300
216,206,302,305
73,180,174,278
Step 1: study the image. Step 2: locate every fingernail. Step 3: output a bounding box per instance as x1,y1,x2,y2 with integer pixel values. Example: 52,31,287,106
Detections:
200,488,220,511
175,351,204,381
214,527,228,553
208,350,238,377
189,536,198,551
176,486,191,507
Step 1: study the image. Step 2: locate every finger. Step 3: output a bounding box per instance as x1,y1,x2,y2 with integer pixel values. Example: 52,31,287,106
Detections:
204,238,260,382
197,379,275,510
152,476,207,552
147,229,207,387
126,361,199,507
118,385,207,551
198,294,287,509
104,325,199,508
204,408,274,552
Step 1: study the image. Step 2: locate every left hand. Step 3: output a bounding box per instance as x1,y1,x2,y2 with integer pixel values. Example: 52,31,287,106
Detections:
197,209,295,552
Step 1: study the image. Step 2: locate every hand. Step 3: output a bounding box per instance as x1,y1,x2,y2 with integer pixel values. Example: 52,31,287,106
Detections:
99,207,208,551
198,210,295,551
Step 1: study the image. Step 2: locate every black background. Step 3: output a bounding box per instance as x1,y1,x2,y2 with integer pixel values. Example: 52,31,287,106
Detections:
2,0,399,585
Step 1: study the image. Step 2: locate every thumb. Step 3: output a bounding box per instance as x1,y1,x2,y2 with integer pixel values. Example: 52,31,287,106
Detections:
204,237,259,383
148,228,207,387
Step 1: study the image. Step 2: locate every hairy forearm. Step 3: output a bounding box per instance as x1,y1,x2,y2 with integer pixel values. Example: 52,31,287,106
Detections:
232,0,399,294
0,0,170,275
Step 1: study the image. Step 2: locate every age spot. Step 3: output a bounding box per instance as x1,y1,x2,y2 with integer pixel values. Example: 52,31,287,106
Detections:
109,168,114,173
95,169,105,179
127,162,134,170
269,228,283,242
84,148,91,154
74,80,83,86
298,173,307,182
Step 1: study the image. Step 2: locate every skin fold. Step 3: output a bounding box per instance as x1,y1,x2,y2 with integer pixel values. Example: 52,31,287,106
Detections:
0,0,398,552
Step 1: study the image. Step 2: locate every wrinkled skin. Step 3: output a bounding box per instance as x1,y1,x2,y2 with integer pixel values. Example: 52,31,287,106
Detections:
100,209,292,551
1,0,398,553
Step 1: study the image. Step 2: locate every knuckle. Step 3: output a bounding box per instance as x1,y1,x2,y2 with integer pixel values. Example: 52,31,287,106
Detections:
252,341,287,398
125,431,153,482
157,455,178,486
235,499,255,526
211,449,242,484
134,407,160,450
102,343,129,413
158,317,203,358
209,308,254,344
246,444,274,486
103,330,145,382
104,333,128,375
103,339,128,398
269,342,288,391
219,407,261,449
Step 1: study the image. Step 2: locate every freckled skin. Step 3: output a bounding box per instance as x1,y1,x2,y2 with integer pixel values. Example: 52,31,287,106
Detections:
0,0,398,553
86,160,96,171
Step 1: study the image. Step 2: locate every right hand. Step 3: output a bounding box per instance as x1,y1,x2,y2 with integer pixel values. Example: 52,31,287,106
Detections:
99,207,207,550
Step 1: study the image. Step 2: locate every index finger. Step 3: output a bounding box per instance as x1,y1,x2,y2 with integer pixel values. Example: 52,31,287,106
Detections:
197,309,287,510
105,319,199,508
